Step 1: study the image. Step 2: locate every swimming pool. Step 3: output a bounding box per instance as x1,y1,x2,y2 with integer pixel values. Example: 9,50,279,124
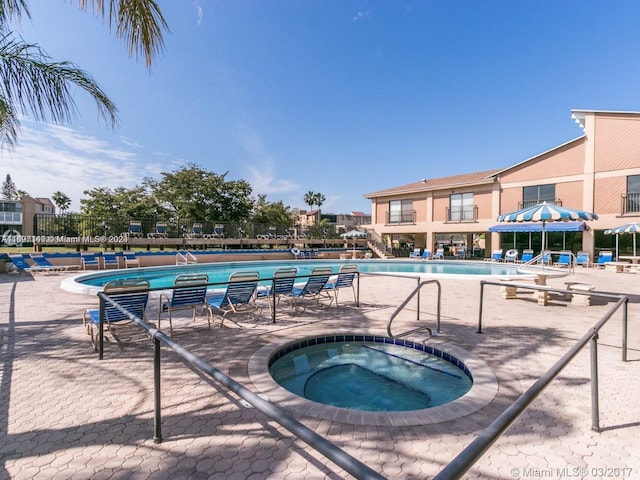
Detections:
61,259,530,294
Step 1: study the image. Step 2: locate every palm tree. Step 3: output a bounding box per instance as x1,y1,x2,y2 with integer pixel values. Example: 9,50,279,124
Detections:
304,191,316,211
312,192,325,211
0,0,169,146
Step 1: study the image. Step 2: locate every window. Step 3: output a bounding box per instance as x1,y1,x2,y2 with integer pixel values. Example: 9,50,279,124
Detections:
523,184,555,207
449,193,474,221
388,200,414,223
626,175,640,213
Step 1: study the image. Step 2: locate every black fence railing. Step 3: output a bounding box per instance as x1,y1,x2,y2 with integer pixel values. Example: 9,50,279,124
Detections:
518,198,563,209
32,214,342,240
445,205,478,222
621,192,640,215
385,210,416,225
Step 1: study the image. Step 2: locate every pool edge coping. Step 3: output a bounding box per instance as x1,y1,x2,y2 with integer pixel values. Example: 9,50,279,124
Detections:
248,330,499,426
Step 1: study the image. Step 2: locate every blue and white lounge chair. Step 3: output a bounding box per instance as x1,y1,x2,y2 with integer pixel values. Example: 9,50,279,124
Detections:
123,251,140,268
323,264,358,306
538,252,552,265
455,246,467,260
433,248,445,260
409,248,421,258
553,252,572,267
421,250,432,260
7,253,41,275
520,249,534,263
594,251,613,269
188,223,203,238
82,279,150,351
159,274,211,336
491,249,503,262
81,252,100,270
147,222,168,238
102,252,119,269
287,266,334,312
207,271,262,326
257,267,298,319
128,221,143,238
30,254,79,273
575,251,591,268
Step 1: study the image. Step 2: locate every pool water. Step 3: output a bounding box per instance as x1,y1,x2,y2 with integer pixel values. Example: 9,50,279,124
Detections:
269,340,473,412
68,259,526,291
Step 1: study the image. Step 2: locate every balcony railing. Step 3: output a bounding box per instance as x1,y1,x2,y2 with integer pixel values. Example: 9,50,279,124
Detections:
621,193,640,215
385,210,416,225
518,198,563,209
445,206,478,223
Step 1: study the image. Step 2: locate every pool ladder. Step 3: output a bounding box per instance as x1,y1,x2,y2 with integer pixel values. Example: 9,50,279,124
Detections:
176,251,198,265
387,279,441,340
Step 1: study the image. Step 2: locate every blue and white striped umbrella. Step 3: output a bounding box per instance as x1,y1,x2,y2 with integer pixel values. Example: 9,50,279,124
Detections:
604,222,640,257
497,202,598,251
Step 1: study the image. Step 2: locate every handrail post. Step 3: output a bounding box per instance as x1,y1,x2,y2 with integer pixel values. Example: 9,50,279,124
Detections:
478,281,485,334
416,277,420,321
622,299,628,362
271,277,277,324
153,335,163,443
590,334,600,432
98,296,105,360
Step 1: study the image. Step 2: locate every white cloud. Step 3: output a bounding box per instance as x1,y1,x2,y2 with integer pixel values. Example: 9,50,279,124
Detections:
0,122,164,212
236,123,299,198
193,1,203,26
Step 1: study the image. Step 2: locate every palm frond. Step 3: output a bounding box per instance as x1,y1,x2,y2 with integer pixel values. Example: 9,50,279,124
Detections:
0,0,31,29
0,34,118,128
0,93,19,147
76,0,169,69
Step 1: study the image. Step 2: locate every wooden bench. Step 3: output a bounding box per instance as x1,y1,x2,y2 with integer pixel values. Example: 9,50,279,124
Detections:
564,282,596,306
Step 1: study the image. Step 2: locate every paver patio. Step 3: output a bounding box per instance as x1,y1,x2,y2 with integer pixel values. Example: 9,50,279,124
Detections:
0,265,639,479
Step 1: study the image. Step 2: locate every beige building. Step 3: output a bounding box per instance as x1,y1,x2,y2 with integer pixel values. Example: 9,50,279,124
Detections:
364,109,640,258
0,196,55,239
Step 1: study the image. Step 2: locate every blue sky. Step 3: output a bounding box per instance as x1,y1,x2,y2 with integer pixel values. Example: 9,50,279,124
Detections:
3,1,640,214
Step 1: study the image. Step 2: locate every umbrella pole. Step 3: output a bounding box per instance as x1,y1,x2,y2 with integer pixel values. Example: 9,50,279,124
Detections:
634,232,637,257
616,234,619,261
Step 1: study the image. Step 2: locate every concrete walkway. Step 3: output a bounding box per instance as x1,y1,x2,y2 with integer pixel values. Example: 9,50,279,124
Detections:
0,265,639,479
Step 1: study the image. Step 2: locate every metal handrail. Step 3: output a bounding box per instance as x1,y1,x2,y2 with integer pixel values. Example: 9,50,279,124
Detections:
434,280,629,480
98,291,385,480
387,278,441,338
176,251,197,265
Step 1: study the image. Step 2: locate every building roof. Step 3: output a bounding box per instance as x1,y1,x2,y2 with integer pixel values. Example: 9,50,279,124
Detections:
363,168,501,199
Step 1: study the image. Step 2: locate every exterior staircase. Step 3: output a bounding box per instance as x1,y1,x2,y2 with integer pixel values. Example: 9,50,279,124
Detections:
365,230,395,258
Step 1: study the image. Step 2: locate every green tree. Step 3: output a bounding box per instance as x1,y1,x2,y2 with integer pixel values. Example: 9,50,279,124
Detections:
251,195,296,226
80,185,167,219
52,190,71,213
1,173,17,199
0,0,169,146
148,163,254,222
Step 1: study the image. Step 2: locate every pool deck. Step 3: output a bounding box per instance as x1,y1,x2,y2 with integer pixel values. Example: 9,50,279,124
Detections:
1,266,639,479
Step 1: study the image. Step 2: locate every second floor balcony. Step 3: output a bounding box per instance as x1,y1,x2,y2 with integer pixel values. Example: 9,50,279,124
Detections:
385,210,416,225
445,206,478,223
518,199,563,209
622,193,640,215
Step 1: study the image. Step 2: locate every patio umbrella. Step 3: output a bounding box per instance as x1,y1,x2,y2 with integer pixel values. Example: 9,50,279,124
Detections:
496,202,598,255
340,229,366,253
604,222,640,259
